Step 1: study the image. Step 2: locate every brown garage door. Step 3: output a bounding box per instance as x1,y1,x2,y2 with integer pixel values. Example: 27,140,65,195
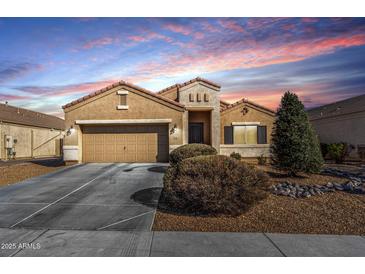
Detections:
82,125,168,163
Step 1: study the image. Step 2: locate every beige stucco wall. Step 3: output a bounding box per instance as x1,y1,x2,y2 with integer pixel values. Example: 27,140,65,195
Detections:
310,111,365,157
178,82,221,151
220,103,275,144
160,87,178,101
220,144,271,158
63,85,184,162
0,122,63,160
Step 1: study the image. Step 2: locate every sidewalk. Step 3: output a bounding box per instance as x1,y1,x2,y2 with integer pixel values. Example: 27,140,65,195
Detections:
1,228,364,257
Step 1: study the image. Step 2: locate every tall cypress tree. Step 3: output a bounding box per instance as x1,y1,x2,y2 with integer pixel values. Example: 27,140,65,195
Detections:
271,91,323,175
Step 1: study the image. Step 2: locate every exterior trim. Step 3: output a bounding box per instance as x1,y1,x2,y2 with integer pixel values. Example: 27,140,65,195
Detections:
232,122,261,125
117,90,129,95
117,105,129,110
75,119,172,125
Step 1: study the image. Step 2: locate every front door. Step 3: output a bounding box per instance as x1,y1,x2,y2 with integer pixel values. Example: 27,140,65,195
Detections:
189,123,204,143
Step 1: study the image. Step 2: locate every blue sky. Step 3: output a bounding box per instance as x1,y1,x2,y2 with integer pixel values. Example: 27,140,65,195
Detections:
0,17,365,117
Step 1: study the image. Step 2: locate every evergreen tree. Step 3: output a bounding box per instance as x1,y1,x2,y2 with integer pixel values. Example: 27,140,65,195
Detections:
271,91,323,175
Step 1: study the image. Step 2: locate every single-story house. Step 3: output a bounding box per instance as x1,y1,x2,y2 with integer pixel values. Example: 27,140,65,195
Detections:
0,103,65,160
307,94,365,159
62,77,275,163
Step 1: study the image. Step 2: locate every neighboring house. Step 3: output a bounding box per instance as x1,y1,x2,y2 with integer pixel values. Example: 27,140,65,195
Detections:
307,94,365,159
62,77,275,163
0,103,65,161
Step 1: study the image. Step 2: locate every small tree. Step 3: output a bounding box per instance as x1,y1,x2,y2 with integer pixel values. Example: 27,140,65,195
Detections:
271,91,323,175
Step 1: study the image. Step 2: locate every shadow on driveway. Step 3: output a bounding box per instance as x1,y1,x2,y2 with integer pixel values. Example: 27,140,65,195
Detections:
131,187,163,208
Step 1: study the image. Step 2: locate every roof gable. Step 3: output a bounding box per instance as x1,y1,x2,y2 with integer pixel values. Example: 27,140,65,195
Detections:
62,80,185,110
221,98,275,116
158,77,221,96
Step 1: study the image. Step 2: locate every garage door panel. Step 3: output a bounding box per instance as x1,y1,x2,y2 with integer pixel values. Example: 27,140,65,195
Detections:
82,125,168,163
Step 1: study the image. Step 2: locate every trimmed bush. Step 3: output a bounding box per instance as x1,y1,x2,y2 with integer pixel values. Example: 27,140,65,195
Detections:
257,154,267,165
162,155,269,216
327,143,347,163
230,152,242,160
169,143,217,165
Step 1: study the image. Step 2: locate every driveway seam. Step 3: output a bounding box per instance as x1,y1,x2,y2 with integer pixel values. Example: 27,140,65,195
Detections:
148,231,154,257
9,164,119,228
263,233,287,257
97,210,155,230
9,229,49,257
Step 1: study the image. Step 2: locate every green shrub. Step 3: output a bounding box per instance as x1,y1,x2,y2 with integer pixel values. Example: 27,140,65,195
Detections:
271,91,323,175
230,152,242,160
257,154,267,165
162,155,269,216
169,144,217,165
327,143,347,163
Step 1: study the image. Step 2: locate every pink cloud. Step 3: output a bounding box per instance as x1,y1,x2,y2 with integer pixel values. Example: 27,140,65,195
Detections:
82,37,115,49
164,23,192,35
194,32,205,39
0,94,32,101
128,31,173,44
301,18,319,23
218,19,245,33
131,32,365,84
200,21,220,33
17,79,119,98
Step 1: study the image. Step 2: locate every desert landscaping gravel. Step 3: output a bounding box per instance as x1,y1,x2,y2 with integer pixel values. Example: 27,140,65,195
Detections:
0,162,64,187
153,165,365,235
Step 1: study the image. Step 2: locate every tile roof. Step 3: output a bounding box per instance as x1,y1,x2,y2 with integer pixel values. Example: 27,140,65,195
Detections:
307,94,365,120
0,103,65,130
220,97,276,115
158,77,221,95
62,80,185,110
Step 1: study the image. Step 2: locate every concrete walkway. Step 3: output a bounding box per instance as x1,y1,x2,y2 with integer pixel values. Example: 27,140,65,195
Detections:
1,228,364,257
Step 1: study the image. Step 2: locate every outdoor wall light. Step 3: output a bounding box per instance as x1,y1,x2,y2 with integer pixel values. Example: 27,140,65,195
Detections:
170,124,178,135
66,125,75,136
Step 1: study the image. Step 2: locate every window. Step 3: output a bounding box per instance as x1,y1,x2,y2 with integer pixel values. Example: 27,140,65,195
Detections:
189,93,194,102
224,125,267,144
196,93,201,102
204,93,209,102
233,125,257,144
117,90,128,110
120,94,127,106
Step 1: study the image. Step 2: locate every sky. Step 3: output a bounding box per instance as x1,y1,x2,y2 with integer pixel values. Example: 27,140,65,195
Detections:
0,17,365,118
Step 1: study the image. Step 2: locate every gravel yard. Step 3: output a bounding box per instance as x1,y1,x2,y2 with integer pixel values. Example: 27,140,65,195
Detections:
153,164,365,235
0,159,65,187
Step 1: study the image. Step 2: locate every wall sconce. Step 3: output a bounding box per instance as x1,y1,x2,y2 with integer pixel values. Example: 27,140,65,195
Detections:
170,124,177,135
66,125,75,136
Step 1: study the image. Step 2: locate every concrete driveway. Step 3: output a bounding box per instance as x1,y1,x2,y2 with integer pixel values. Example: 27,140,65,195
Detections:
0,163,166,231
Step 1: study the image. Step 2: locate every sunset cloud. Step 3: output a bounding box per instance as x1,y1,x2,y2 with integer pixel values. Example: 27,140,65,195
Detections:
164,23,192,35
218,19,245,33
1,17,365,117
82,37,115,49
0,63,42,83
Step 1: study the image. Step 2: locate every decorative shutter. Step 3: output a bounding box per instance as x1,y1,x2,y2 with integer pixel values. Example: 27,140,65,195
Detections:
224,126,234,144
257,126,267,144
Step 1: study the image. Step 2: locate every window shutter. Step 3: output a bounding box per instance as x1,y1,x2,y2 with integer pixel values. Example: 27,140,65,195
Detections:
257,126,267,144
224,126,234,144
